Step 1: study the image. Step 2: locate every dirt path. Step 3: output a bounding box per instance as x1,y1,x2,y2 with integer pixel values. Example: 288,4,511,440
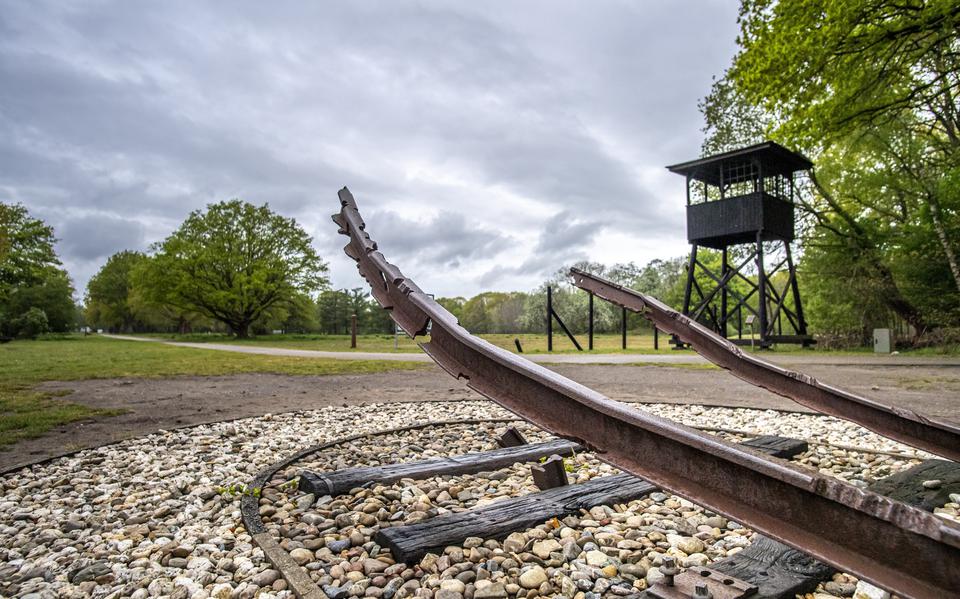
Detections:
3,361,958,473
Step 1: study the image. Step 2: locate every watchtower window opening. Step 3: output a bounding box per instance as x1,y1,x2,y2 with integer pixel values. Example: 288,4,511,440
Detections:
668,141,812,207
720,160,759,199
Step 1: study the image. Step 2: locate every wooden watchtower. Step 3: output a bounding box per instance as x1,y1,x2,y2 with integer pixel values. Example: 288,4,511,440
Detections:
666,141,814,348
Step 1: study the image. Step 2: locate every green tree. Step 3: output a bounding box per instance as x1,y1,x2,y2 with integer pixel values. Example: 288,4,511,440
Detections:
0,202,76,336
0,203,60,302
317,289,352,334
139,200,328,338
12,307,49,339
732,0,959,151
86,251,148,332
460,294,494,333
702,0,960,340
4,270,77,333
437,297,466,322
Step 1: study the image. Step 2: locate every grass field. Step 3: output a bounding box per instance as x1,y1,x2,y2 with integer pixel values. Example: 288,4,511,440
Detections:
138,331,884,355
141,332,681,353
0,335,423,448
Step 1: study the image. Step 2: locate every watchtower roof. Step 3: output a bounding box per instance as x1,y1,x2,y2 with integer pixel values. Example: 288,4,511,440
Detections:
666,141,812,186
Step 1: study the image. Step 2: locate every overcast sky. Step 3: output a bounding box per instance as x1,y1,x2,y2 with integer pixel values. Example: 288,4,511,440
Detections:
1,1,740,298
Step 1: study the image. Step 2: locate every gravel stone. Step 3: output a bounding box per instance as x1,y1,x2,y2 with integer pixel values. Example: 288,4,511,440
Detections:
0,400,928,599
518,566,547,589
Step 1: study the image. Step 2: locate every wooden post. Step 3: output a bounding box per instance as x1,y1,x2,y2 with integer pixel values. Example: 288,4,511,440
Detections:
350,313,357,348
682,245,698,316
757,231,767,347
786,244,807,335
547,286,553,352
721,247,728,339
653,326,659,350
738,303,743,339
531,455,569,490
588,292,594,351
621,307,627,350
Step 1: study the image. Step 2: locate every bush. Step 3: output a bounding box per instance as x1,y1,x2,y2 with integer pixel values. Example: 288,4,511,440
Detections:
13,307,50,339
913,327,960,352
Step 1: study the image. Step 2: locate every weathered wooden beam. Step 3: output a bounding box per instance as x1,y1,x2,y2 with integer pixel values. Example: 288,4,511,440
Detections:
376,473,655,562
694,535,835,599
644,458,960,599
531,454,568,490
868,458,960,512
741,434,808,459
376,435,808,563
298,438,578,497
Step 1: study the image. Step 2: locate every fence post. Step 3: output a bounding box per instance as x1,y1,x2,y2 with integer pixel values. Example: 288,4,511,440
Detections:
621,307,627,350
547,286,553,352
588,292,594,351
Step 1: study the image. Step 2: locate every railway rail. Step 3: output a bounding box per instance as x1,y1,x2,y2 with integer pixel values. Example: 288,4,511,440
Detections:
332,187,960,599
570,268,960,463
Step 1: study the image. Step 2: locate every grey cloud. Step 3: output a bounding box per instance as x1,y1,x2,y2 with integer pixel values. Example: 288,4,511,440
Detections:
365,210,511,269
534,212,603,255
0,1,737,297
58,213,146,261
478,211,601,288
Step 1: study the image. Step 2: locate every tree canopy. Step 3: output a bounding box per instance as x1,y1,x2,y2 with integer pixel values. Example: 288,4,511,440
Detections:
138,200,328,338
85,251,149,333
0,202,76,338
0,203,61,303
701,0,960,343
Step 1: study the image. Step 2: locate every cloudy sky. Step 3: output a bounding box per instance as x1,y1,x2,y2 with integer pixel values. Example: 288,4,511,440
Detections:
1,1,740,298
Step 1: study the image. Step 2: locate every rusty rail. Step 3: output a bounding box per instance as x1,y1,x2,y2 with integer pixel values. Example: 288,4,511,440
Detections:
333,187,960,599
569,268,960,463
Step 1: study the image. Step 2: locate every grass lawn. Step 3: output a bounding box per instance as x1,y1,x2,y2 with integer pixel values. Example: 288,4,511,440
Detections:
0,335,423,448
135,331,897,356
138,332,680,354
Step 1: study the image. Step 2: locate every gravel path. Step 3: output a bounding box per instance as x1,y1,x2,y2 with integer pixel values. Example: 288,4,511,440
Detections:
2,400,955,599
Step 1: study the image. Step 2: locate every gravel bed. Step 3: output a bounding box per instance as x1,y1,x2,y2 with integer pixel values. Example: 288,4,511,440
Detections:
0,399,951,599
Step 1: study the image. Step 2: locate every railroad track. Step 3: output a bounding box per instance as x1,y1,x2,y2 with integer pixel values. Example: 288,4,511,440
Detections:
332,187,960,599
569,268,960,463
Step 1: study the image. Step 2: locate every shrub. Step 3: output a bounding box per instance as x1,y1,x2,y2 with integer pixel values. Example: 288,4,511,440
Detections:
14,307,50,339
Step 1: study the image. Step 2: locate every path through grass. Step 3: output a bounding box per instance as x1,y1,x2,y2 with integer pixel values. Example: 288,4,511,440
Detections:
138,332,675,353
0,335,423,448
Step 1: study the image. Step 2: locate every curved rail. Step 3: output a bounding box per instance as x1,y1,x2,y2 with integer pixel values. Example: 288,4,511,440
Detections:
332,187,960,599
569,267,960,462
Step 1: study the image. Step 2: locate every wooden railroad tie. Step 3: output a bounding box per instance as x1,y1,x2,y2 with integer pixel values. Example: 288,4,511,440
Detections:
301,428,958,599
375,472,655,563
373,434,809,563
298,438,577,497
642,458,960,599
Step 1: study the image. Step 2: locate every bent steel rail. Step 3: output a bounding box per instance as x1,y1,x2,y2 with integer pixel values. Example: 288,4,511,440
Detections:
333,187,960,599
569,268,960,463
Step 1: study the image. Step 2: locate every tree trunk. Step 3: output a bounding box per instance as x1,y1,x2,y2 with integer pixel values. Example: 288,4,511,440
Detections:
874,261,929,337
808,172,931,340
929,194,960,294
230,322,251,338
